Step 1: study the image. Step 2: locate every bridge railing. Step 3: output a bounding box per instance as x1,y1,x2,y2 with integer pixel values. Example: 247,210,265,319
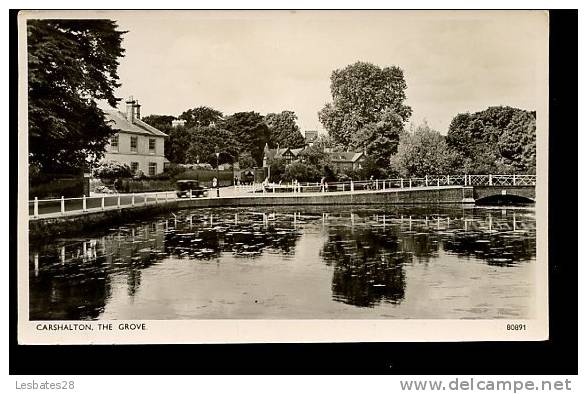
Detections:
251,174,536,194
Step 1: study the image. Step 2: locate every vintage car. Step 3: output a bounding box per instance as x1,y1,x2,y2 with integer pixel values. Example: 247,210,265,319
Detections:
175,180,208,198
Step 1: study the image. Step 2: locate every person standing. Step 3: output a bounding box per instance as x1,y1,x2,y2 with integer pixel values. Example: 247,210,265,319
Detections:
212,177,219,197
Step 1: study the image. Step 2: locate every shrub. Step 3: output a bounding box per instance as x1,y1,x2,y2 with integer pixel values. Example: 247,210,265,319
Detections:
93,160,132,179
283,162,321,182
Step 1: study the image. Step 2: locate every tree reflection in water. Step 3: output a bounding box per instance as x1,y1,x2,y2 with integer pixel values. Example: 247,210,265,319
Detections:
321,229,408,307
29,206,536,320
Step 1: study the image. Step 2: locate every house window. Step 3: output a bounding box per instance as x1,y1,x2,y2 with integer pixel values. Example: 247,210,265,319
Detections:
149,138,156,153
130,162,139,173
111,134,119,152
148,162,157,176
130,136,138,152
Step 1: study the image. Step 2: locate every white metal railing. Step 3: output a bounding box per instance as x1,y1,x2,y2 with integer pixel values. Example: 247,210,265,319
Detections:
30,174,535,218
241,174,536,195
29,190,179,219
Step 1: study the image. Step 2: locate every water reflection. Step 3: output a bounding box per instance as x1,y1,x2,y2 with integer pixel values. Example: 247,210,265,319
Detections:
321,228,408,307
29,206,536,320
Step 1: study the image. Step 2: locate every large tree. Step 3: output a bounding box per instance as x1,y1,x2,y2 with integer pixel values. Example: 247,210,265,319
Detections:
318,61,412,150
185,125,238,165
142,114,190,164
222,112,270,166
265,111,305,148
350,109,405,168
446,106,536,173
142,114,176,132
27,19,125,173
179,106,223,128
390,123,454,177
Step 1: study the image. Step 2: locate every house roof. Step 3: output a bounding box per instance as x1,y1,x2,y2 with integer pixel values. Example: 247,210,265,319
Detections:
265,147,304,160
329,151,365,163
104,110,169,138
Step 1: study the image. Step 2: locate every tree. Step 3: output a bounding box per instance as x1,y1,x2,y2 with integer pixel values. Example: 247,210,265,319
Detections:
350,109,405,168
283,162,321,182
142,115,189,163
165,125,192,164
179,106,223,128
238,152,257,169
185,125,239,165
265,111,305,148
390,124,453,177
222,112,270,166
142,114,176,131
27,19,125,173
267,158,287,182
446,106,536,173
299,143,331,169
318,61,412,149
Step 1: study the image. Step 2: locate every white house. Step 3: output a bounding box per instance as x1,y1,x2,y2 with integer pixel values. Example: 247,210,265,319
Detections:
101,97,169,176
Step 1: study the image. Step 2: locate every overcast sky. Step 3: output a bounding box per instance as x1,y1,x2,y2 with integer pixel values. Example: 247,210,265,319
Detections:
111,10,548,134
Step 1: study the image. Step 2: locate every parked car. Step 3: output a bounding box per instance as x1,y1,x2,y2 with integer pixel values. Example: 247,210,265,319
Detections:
176,180,207,198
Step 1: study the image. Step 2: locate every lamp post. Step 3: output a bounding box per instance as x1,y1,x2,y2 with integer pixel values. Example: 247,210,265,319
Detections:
215,150,220,197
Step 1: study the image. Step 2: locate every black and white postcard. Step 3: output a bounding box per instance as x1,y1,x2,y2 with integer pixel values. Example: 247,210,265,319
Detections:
17,10,549,344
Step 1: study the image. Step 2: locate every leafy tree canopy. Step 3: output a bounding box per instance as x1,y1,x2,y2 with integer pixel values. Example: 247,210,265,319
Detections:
265,111,306,148
446,106,536,173
222,111,270,166
28,19,126,173
142,114,176,132
179,106,223,128
390,123,454,177
185,125,239,166
318,61,412,149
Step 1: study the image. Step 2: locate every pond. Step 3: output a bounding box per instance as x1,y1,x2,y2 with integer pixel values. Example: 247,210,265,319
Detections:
29,205,536,320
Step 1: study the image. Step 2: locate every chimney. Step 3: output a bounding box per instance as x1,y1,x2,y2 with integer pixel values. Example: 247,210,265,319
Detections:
125,96,135,123
134,100,141,120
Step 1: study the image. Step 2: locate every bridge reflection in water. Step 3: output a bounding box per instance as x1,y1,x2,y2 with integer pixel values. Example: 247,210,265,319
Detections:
29,205,536,320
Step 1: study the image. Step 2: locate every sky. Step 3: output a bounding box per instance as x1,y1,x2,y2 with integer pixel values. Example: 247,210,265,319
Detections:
110,10,548,134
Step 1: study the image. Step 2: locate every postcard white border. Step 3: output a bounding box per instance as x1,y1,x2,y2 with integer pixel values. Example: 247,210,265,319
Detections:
17,9,549,345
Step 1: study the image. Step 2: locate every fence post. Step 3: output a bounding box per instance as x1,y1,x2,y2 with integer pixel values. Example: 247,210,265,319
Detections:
144,194,147,205
447,175,450,185
375,179,378,190
437,179,440,187
189,189,192,200
101,196,105,211
513,174,516,186
82,195,87,212
61,196,65,215
409,178,412,188
34,197,39,218
350,180,354,193
400,178,404,188
117,195,121,208
131,193,135,207
489,174,493,186
155,193,159,205
425,175,428,187
382,180,385,190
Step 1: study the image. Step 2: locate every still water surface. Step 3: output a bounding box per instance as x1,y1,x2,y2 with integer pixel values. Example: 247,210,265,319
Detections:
30,205,536,320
